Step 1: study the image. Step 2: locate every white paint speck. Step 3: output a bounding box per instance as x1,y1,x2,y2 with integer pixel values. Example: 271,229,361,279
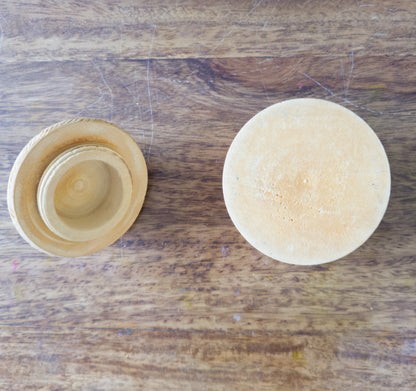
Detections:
233,314,241,321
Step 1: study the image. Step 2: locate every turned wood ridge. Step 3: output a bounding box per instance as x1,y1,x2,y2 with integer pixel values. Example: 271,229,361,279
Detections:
7,119,148,257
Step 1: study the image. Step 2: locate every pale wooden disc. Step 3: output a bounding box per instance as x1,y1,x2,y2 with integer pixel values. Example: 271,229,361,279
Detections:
8,119,148,257
223,99,391,265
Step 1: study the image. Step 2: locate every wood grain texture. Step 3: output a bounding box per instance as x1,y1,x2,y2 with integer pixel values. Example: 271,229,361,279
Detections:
0,0,415,62
0,0,415,390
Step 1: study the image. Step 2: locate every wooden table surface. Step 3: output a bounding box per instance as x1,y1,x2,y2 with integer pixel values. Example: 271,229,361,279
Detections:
1,1,415,389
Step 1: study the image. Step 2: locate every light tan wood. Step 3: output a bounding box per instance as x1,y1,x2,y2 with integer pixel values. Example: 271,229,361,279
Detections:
1,1,416,390
37,144,133,242
223,98,390,265
7,119,147,257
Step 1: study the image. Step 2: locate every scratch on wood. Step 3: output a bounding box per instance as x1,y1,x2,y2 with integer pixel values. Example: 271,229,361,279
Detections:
302,72,383,115
302,73,336,97
118,74,143,125
119,235,125,258
340,58,346,93
133,68,143,120
119,29,123,57
120,69,145,143
118,10,127,58
345,51,354,97
261,2,278,31
211,0,265,53
0,17,4,51
93,62,114,121
146,24,156,162
257,58,272,64
75,93,105,117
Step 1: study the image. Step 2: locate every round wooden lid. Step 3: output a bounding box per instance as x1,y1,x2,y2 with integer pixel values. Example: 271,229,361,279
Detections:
8,119,148,257
222,99,390,265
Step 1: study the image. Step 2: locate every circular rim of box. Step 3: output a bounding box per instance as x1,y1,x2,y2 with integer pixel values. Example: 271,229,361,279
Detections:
8,118,148,257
